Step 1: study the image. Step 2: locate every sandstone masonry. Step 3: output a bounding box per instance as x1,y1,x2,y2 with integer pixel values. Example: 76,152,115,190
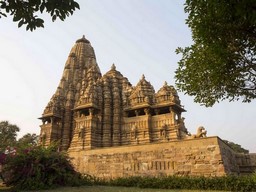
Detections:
69,137,242,178
39,36,255,178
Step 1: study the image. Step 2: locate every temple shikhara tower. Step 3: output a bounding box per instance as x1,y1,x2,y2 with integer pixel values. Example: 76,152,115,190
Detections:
39,36,188,151
39,36,255,178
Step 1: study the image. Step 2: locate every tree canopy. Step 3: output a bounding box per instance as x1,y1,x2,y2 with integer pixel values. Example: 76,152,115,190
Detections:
223,140,249,154
17,133,39,148
0,0,80,31
0,121,20,151
0,120,39,152
175,0,256,106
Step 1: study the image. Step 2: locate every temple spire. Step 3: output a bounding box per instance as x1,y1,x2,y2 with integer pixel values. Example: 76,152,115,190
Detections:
39,36,186,153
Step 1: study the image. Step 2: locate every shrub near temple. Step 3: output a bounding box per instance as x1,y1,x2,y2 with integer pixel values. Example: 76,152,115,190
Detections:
2,144,88,190
106,176,256,192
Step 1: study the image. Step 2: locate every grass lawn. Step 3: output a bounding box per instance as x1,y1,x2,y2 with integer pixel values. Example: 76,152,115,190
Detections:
41,186,200,192
0,185,225,192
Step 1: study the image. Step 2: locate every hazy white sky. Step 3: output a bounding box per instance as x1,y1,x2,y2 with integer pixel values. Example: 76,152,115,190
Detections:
0,0,255,152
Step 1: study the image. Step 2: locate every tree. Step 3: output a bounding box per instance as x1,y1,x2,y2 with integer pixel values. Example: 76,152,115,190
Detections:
2,144,88,190
17,133,39,148
175,0,256,107
0,0,80,31
223,140,249,154
0,121,20,151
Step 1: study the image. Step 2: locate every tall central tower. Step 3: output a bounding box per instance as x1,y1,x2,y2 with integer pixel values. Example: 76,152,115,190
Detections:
39,36,101,150
39,36,187,151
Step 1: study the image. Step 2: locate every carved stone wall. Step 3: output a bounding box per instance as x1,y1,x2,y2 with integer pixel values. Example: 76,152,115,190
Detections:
69,137,241,178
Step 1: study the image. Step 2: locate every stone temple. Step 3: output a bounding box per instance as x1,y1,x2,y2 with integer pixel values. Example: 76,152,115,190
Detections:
39,36,255,178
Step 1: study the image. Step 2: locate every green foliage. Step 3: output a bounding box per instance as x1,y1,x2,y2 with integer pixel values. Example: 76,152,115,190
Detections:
0,0,80,31
16,133,39,148
104,175,256,192
0,120,40,152
223,140,249,154
2,144,88,190
108,176,143,187
0,121,20,152
175,0,256,107
253,171,256,182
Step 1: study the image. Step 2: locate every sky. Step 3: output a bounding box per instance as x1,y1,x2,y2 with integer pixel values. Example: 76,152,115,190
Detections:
0,0,255,153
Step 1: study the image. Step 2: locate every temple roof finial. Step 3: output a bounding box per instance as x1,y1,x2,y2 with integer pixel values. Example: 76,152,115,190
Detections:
76,35,90,43
164,81,168,86
111,63,116,70
141,74,145,80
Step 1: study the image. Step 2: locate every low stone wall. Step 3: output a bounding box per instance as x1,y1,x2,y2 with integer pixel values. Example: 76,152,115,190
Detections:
249,153,256,173
68,136,240,179
249,153,256,166
217,138,240,174
236,153,256,174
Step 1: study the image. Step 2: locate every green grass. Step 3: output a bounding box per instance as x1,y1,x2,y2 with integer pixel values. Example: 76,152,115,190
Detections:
1,185,225,192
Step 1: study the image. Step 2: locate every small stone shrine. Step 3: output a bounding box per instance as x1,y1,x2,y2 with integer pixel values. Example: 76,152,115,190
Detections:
39,36,255,178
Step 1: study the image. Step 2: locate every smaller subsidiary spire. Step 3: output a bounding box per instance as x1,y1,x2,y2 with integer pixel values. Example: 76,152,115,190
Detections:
76,35,90,43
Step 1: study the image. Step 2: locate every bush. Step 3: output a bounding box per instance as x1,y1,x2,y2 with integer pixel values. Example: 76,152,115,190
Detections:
2,144,88,190
103,175,256,192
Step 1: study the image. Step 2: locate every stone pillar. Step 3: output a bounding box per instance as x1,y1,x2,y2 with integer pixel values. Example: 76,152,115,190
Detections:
154,109,159,115
169,106,176,125
90,113,99,148
50,117,62,143
89,108,94,116
84,115,93,150
68,115,84,151
169,106,179,140
88,108,100,149
102,80,112,147
112,81,122,146
61,106,73,150
97,84,103,147
144,108,152,144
